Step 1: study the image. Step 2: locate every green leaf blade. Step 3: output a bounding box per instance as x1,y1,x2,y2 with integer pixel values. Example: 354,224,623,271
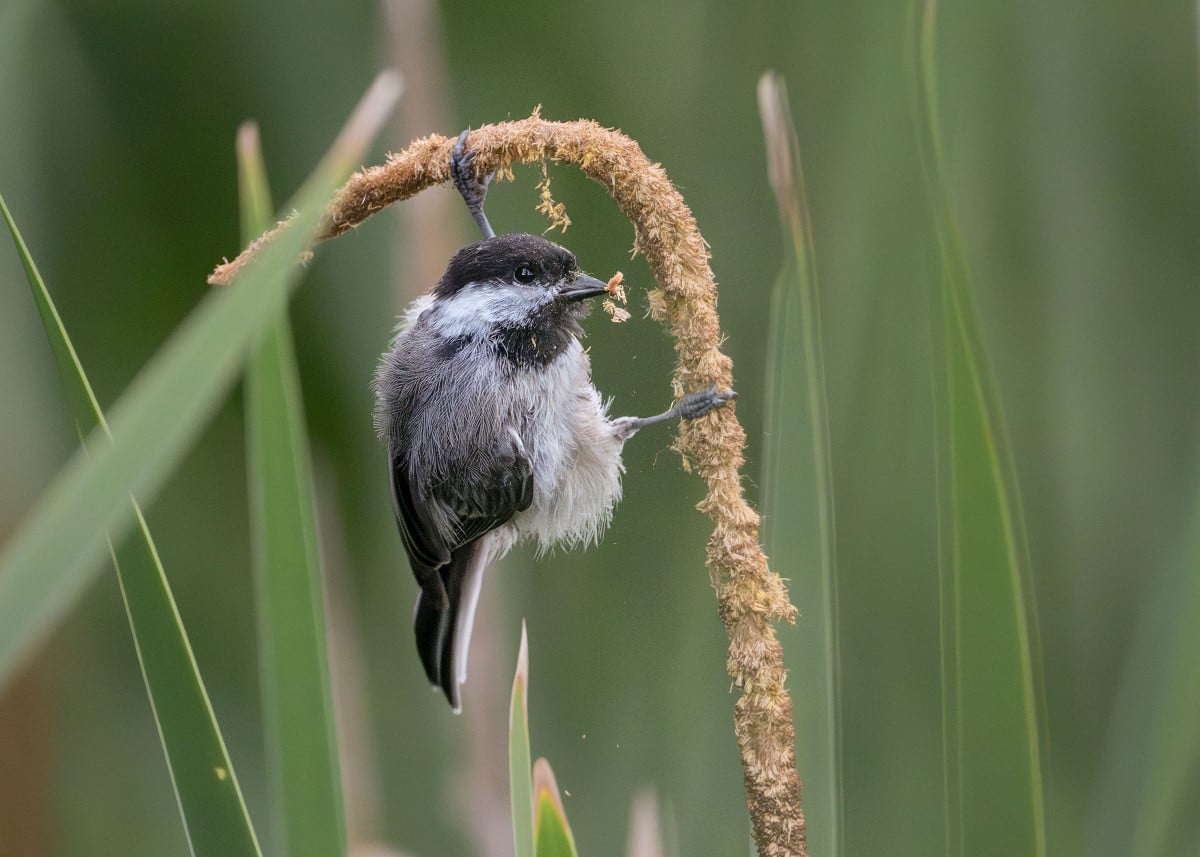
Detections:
2,191,263,857
112,526,264,857
0,194,106,433
0,71,402,692
533,758,579,857
941,315,1045,854
756,71,843,857
510,623,535,857
910,5,1047,856
239,122,347,857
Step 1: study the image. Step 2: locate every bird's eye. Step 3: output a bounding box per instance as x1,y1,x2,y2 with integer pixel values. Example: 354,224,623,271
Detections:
514,264,537,284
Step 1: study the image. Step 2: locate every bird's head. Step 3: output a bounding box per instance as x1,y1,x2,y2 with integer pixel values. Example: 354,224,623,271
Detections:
426,234,610,351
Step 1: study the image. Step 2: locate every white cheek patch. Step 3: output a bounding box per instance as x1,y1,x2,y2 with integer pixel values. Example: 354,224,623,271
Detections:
427,286,497,337
423,283,549,339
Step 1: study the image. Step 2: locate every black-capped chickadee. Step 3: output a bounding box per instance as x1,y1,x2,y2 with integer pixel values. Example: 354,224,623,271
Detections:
373,131,735,711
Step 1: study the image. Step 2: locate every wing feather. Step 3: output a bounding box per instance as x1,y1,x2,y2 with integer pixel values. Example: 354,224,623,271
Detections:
389,432,534,710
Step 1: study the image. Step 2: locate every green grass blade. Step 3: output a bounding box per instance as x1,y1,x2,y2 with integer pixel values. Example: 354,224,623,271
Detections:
1088,498,1200,856
532,758,579,857
239,122,347,857
0,71,402,691
2,192,264,857
756,71,842,857
910,4,1047,856
110,526,263,857
0,196,104,430
510,623,535,857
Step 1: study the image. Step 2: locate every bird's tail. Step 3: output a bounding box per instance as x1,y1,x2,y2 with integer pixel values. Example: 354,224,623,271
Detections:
412,536,492,712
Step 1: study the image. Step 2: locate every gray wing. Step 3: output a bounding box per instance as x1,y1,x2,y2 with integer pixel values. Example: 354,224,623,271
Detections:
388,432,534,580
390,432,533,708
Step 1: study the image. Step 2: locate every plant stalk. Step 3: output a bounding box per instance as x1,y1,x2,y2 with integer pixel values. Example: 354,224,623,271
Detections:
210,114,808,856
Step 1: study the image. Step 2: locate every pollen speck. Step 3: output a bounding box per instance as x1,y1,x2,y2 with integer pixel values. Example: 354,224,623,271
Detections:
603,301,632,323
603,271,630,322
605,271,626,302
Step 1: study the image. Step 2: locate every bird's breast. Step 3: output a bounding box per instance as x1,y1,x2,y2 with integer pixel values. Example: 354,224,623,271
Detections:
509,343,624,552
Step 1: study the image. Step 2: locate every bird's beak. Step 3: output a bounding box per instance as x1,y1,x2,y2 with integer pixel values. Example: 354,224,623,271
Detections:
555,274,610,303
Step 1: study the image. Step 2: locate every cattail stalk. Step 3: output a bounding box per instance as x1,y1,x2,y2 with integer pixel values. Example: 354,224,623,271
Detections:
210,114,808,857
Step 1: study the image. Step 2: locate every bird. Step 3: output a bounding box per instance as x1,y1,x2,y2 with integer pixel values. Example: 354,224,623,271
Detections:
372,130,736,711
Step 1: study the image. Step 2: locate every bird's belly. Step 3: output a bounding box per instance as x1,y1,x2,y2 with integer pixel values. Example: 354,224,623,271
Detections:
510,355,624,553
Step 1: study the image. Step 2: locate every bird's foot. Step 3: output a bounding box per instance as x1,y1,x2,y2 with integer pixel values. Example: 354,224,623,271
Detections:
611,384,737,442
450,130,496,239
676,383,738,420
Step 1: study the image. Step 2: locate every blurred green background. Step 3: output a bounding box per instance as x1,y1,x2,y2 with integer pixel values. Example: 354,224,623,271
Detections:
2,0,1199,855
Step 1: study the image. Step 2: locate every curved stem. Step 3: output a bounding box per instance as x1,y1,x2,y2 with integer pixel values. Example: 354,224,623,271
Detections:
210,114,808,857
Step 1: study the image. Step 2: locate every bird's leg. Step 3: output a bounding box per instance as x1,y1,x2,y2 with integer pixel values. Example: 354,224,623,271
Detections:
450,130,496,239
612,384,738,442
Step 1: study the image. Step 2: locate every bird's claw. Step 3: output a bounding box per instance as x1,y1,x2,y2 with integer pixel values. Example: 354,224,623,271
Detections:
678,383,738,420
450,130,496,238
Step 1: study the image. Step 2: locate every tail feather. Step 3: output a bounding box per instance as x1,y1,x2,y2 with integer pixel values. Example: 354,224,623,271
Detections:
412,585,449,687
412,535,494,712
